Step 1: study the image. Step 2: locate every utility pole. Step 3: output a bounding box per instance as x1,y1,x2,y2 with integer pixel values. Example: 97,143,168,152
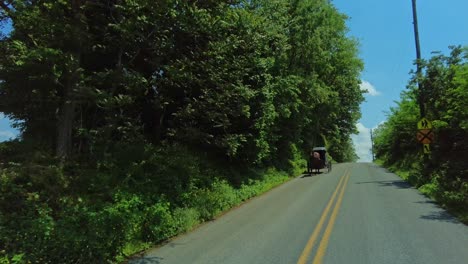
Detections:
411,0,425,118
412,0,432,159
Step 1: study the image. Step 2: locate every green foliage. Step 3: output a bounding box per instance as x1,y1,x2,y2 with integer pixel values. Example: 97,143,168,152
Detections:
0,147,294,263
373,93,420,168
328,136,359,162
184,179,240,221
237,169,291,201
1,0,363,165
288,144,308,175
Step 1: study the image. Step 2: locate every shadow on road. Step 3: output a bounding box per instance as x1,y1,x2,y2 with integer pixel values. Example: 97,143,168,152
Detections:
414,200,437,205
127,256,163,264
300,172,323,178
420,211,459,224
126,242,187,263
355,180,413,189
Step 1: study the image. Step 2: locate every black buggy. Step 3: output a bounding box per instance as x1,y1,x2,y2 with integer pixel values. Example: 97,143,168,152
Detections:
307,147,332,174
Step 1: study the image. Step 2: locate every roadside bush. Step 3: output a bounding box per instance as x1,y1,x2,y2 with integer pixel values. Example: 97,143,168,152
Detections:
418,176,439,197
184,179,240,220
0,168,58,263
0,140,298,263
142,201,177,242
96,143,222,205
172,207,200,233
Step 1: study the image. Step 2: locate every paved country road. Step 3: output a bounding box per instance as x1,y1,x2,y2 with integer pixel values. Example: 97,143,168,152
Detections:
128,163,468,264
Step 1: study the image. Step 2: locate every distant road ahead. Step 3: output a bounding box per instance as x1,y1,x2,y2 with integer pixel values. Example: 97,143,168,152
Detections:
129,163,468,264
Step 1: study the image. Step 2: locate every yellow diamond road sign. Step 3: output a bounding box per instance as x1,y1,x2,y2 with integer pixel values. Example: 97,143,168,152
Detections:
417,118,432,130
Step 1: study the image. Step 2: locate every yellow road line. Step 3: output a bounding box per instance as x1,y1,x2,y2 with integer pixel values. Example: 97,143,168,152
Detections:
296,171,348,264
312,173,350,264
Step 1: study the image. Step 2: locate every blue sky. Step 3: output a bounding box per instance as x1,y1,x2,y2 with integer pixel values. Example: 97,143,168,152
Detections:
1,1,468,160
333,0,468,161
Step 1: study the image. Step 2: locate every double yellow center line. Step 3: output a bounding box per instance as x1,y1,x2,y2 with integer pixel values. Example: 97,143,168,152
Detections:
297,170,351,264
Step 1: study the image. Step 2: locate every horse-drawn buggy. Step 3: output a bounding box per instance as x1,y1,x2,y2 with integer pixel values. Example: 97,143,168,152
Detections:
307,147,332,174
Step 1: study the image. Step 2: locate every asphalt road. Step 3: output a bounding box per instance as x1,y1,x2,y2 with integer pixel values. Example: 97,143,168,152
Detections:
128,163,468,264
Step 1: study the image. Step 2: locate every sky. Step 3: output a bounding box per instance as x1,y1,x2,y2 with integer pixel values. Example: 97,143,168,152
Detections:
332,0,468,162
1,1,468,160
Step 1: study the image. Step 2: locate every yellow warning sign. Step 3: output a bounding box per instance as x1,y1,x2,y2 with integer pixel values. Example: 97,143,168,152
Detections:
417,118,432,130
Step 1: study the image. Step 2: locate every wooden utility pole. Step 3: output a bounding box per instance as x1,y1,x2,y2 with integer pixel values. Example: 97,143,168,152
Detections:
412,0,433,158
411,0,425,118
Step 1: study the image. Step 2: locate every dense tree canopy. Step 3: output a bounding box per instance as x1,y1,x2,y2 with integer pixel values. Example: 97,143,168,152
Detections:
0,0,363,164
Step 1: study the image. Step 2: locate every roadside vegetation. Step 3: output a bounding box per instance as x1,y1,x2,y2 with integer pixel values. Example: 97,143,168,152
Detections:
373,46,468,224
0,1,362,263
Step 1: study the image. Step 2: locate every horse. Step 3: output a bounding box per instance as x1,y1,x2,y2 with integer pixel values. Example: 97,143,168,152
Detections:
311,156,323,174
308,151,323,174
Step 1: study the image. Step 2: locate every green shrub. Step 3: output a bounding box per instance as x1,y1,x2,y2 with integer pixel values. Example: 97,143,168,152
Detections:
419,182,439,197
172,207,200,233
289,144,307,176
184,179,240,220
0,169,57,263
142,201,177,242
0,141,298,263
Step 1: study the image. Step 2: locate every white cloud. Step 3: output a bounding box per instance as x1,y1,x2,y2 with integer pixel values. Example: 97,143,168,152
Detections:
0,131,16,142
351,122,373,162
360,80,380,96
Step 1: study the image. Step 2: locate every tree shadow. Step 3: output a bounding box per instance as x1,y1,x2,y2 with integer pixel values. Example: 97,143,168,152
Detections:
414,200,437,205
300,171,324,178
126,242,187,263
355,180,413,189
420,211,459,224
127,256,163,264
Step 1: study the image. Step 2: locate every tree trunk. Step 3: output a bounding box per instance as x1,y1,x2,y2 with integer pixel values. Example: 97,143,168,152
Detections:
56,0,83,159
56,75,77,159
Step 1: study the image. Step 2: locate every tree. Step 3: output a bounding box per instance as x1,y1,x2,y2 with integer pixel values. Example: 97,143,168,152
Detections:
0,0,364,164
